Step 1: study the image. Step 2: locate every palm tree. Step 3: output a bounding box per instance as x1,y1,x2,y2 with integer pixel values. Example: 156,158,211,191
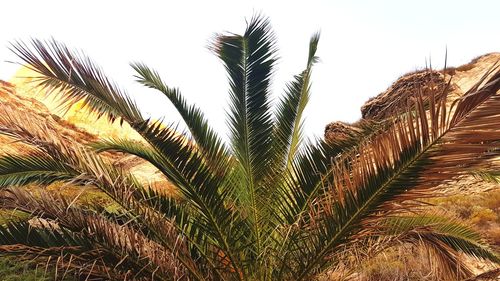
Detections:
0,15,499,280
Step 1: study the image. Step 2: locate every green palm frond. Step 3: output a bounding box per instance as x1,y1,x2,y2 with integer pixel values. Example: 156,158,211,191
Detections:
254,34,320,260
131,62,230,167
275,139,332,223
276,120,388,226
91,137,169,175
91,138,226,271
0,153,77,187
91,138,197,229
472,170,500,184
384,215,499,263
210,16,279,262
211,15,276,184
10,39,143,124
273,33,320,171
0,221,90,253
133,120,249,280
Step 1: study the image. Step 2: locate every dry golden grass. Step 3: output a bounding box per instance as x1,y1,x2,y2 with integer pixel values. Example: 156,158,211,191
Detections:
430,190,500,248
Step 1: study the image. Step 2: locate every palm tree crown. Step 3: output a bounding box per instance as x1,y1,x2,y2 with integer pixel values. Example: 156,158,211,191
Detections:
0,15,499,280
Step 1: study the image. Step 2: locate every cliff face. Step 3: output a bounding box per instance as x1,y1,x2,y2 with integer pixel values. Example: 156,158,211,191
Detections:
325,53,500,194
324,53,500,276
325,52,500,143
0,77,173,192
360,70,452,120
9,67,144,141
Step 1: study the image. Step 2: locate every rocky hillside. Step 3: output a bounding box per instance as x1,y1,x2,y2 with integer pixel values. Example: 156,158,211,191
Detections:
325,53,500,277
0,77,174,192
324,52,500,205
326,52,500,141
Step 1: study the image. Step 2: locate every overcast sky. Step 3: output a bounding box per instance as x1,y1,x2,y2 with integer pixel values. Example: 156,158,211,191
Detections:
0,0,499,140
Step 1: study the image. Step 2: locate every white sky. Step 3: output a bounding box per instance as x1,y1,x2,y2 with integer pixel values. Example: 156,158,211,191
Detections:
0,0,499,140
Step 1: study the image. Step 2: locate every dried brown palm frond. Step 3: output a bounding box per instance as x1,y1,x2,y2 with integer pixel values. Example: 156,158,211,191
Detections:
278,62,500,280
464,268,500,281
0,188,192,280
307,212,497,281
0,105,208,280
383,215,498,280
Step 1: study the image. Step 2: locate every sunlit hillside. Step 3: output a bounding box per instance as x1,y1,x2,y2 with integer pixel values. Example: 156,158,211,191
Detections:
10,67,143,142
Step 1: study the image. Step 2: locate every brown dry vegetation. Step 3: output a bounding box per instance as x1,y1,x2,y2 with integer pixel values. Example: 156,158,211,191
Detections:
431,190,500,248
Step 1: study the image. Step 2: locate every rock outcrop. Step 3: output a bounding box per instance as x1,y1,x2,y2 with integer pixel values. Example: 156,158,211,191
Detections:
325,52,500,144
324,52,500,278
324,121,360,143
360,70,453,120
362,53,500,121
324,53,500,196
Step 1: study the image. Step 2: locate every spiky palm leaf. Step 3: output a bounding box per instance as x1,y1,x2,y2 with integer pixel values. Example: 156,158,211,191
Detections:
9,39,143,123
280,64,500,280
383,215,499,279
130,62,230,169
0,152,77,187
0,189,187,280
472,170,500,184
314,214,498,280
1,14,499,281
